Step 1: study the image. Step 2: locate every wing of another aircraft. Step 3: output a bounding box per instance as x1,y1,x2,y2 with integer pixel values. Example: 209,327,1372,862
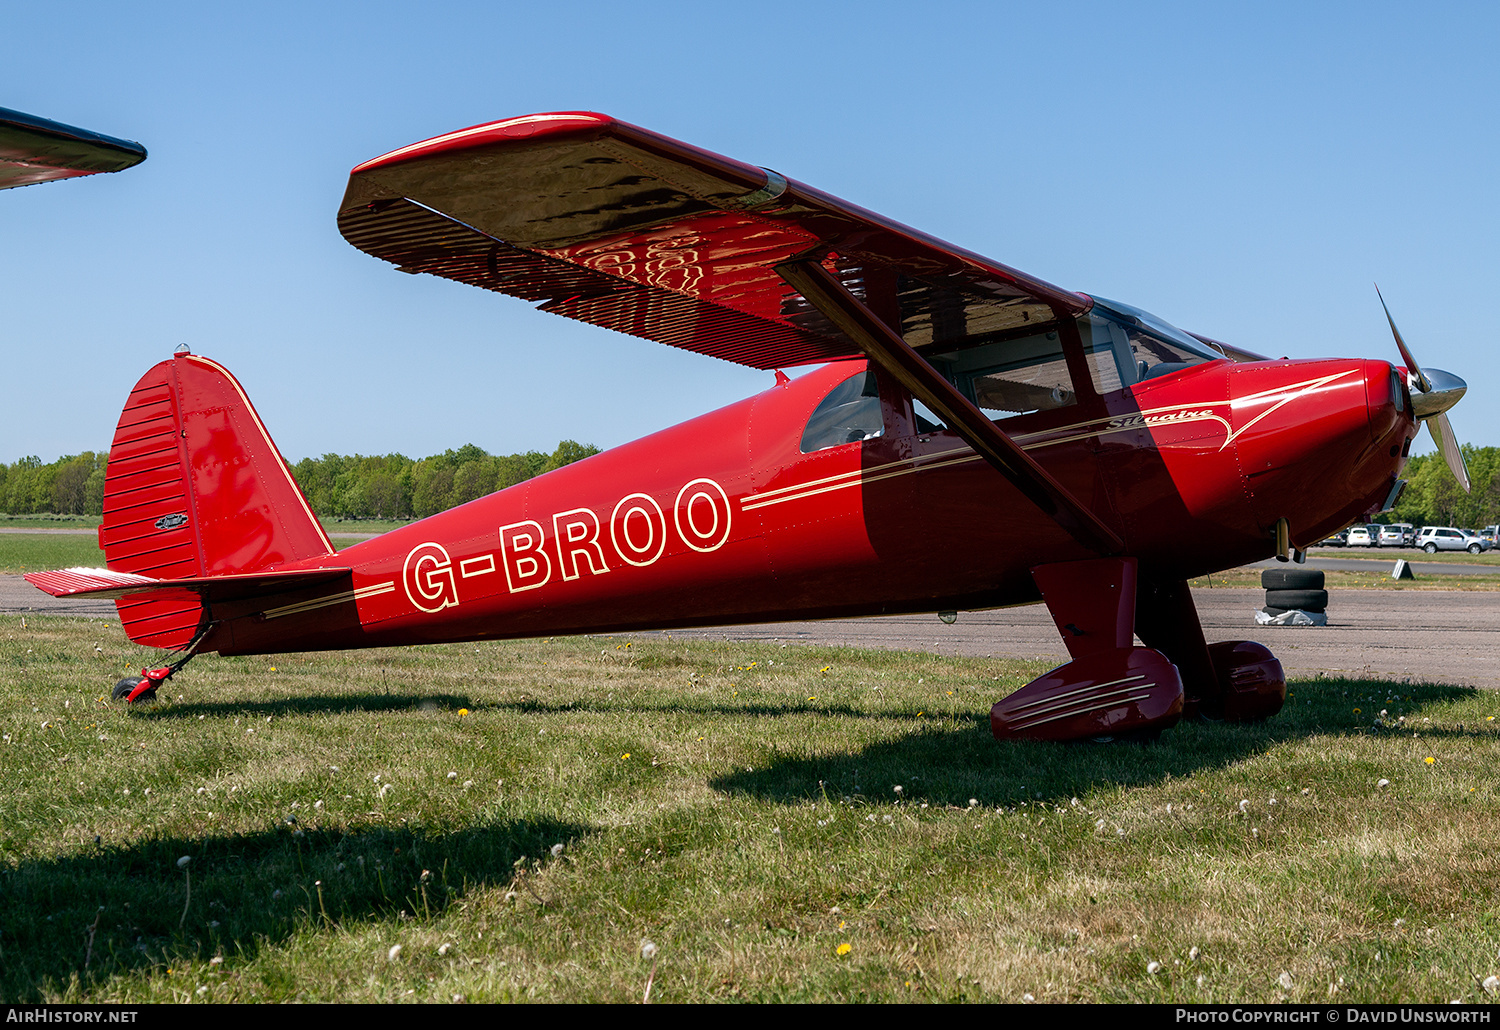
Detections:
337,112,1091,370
0,106,147,190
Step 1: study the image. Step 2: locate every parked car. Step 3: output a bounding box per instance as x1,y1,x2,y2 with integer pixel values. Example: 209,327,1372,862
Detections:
1320,530,1348,547
1417,526,1490,554
1376,524,1406,547
1346,526,1373,547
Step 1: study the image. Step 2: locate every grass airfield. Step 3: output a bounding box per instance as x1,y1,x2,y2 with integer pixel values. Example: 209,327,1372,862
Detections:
3,616,1500,1003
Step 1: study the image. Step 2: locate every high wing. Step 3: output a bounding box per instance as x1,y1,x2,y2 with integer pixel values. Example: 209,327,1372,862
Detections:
0,107,147,190
337,112,1090,371
337,112,1124,553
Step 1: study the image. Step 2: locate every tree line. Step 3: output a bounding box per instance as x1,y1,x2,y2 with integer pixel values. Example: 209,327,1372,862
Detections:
0,441,599,521
1380,446,1500,529
3,442,1496,529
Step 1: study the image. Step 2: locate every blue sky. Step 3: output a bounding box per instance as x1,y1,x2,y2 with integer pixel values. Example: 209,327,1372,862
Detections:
4,1,1496,464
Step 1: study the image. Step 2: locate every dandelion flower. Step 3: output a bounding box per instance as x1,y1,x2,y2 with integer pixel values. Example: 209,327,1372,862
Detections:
836,943,851,956
458,708,469,716
1424,757,1435,765
621,753,630,760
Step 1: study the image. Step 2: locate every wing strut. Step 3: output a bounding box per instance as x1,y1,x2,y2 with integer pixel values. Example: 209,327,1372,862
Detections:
775,260,1123,556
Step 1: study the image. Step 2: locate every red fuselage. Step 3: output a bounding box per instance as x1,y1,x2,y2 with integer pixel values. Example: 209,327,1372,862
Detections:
204,354,1412,656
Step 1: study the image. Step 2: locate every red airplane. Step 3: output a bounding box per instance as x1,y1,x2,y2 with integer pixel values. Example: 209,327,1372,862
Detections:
26,113,1471,743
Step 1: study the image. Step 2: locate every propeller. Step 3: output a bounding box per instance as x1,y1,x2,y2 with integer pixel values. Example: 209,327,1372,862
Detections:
1376,285,1470,492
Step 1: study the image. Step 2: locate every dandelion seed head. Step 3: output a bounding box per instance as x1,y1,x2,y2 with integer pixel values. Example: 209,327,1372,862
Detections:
387,944,402,962
640,940,658,961
550,843,565,858
1147,961,1161,975
1277,971,1294,990
176,855,191,869
1189,946,1200,961
1484,975,1500,994
447,771,457,780
1377,779,1390,788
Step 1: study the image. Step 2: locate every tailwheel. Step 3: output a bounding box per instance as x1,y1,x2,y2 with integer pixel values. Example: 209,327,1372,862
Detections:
112,665,174,704
112,676,145,701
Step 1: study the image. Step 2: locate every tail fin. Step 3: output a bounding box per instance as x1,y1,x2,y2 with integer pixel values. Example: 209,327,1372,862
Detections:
101,352,334,648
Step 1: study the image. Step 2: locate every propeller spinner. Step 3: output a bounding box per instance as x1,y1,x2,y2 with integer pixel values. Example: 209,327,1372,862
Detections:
1376,286,1470,492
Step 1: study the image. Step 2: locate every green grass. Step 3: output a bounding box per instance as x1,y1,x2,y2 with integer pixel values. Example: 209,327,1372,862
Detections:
318,519,403,536
0,528,377,574
1194,569,1500,591
0,515,101,529
0,533,104,573
1313,546,1500,566
2,618,1499,1003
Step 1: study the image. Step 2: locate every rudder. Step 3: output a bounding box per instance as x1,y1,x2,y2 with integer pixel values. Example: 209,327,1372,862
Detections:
100,352,334,648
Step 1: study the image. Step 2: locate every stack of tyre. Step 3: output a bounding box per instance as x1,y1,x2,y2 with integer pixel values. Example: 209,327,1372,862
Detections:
1261,567,1327,619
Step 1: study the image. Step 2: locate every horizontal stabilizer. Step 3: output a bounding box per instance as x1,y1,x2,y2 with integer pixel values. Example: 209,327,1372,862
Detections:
25,566,351,602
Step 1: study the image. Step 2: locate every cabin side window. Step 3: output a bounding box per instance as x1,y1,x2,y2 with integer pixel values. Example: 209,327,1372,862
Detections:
800,370,885,453
927,329,1078,418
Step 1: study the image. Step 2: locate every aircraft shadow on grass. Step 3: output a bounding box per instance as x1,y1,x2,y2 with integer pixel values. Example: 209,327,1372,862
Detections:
0,817,592,1002
700,679,1483,807
132,693,477,721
